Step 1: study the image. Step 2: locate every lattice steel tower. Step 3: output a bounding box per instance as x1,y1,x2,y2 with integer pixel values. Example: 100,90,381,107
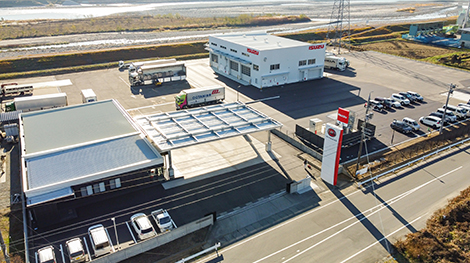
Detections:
326,0,351,54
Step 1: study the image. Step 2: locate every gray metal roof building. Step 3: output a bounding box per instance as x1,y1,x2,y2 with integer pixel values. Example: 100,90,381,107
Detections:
20,100,164,206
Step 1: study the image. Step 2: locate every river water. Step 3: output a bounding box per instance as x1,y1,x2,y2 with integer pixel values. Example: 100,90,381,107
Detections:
0,0,460,21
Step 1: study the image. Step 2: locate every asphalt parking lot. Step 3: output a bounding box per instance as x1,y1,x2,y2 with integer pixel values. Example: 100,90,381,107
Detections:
5,50,470,262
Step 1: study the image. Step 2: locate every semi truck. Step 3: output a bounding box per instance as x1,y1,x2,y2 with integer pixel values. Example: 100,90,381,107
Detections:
81,89,97,103
151,209,176,233
128,60,186,87
324,53,350,71
175,86,225,110
5,93,68,112
1,83,33,96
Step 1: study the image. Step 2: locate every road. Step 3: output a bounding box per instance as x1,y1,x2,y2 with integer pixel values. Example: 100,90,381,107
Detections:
198,145,470,263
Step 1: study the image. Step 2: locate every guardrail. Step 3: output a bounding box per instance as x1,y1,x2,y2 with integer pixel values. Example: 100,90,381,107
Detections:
175,242,221,263
357,136,470,186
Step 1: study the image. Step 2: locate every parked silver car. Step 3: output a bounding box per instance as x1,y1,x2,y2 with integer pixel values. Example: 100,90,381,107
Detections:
131,213,156,240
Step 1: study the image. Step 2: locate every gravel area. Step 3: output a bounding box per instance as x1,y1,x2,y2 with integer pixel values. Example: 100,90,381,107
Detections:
0,1,460,59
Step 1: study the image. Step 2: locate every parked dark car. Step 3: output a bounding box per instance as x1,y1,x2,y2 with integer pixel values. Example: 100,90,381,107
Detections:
374,97,392,109
399,91,417,102
390,119,413,134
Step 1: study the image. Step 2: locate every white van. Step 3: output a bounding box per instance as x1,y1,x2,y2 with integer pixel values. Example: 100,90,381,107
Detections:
436,108,458,122
88,224,113,258
443,104,468,119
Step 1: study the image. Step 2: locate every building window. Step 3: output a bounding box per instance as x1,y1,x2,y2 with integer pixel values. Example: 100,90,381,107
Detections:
230,61,239,71
230,48,237,53
308,59,316,65
253,64,259,71
211,53,218,63
86,185,93,195
241,52,249,57
211,42,217,46
80,187,88,197
109,178,121,190
270,64,280,70
241,65,251,76
99,182,106,192
299,60,307,66
220,45,227,49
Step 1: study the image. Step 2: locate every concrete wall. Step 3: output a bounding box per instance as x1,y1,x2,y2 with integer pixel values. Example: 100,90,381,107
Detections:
272,129,322,161
90,214,214,263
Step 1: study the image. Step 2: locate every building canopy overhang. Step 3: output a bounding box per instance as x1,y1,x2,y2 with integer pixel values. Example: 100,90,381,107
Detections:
134,102,282,152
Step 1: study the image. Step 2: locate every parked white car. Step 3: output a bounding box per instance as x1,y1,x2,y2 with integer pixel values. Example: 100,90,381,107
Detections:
407,91,424,102
457,103,470,117
391,93,410,105
419,116,442,129
131,213,156,240
386,97,402,108
88,224,112,258
442,104,468,119
66,238,86,263
38,246,56,263
436,108,458,122
402,117,420,131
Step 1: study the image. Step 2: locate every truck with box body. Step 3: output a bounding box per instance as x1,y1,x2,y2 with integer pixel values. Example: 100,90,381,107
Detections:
128,59,186,87
81,89,97,103
151,209,176,233
324,53,350,71
175,86,225,110
1,83,33,96
5,93,67,112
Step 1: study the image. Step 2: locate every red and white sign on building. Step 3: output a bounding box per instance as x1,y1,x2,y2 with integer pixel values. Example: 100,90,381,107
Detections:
337,107,350,125
309,44,325,50
321,123,343,186
247,48,259,55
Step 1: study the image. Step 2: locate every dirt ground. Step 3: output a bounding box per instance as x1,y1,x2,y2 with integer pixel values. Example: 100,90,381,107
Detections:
355,39,456,60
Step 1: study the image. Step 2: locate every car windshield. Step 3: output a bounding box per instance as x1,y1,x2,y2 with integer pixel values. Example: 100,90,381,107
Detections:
70,251,83,258
159,217,171,225
142,227,153,234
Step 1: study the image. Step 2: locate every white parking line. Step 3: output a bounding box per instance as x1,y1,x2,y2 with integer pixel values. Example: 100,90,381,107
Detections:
126,102,173,111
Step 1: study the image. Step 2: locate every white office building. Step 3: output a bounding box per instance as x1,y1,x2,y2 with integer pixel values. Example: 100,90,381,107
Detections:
206,32,326,89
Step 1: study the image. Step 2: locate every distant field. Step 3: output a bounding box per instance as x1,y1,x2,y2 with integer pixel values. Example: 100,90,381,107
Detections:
0,14,310,40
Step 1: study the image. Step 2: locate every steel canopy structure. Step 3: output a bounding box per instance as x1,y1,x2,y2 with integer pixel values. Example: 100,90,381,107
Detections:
134,102,282,152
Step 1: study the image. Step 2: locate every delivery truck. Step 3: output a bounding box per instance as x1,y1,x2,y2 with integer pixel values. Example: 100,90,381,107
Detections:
5,93,68,112
324,53,350,71
81,89,97,103
175,86,225,110
129,61,186,87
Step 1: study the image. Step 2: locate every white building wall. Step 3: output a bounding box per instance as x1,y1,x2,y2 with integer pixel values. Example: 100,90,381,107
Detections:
208,34,325,89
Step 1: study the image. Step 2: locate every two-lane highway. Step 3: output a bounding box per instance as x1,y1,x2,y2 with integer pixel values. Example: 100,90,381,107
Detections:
198,146,470,262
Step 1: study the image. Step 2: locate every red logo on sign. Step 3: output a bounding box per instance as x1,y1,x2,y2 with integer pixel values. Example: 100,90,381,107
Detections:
309,44,325,50
327,128,336,138
212,89,220,94
337,107,350,124
247,48,259,55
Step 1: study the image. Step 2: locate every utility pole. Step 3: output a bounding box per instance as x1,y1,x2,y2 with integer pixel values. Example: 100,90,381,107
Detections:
355,92,372,175
0,228,10,263
439,83,456,135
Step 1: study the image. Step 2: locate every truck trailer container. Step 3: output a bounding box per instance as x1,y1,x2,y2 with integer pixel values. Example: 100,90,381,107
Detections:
127,58,177,71
81,89,97,103
129,61,186,87
324,53,350,71
5,93,68,112
175,86,225,110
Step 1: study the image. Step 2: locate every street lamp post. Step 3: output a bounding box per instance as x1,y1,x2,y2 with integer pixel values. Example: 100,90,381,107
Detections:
111,218,120,250
355,91,373,175
439,83,456,135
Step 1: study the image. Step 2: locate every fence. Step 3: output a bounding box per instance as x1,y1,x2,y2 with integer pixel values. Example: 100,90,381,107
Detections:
90,214,214,263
